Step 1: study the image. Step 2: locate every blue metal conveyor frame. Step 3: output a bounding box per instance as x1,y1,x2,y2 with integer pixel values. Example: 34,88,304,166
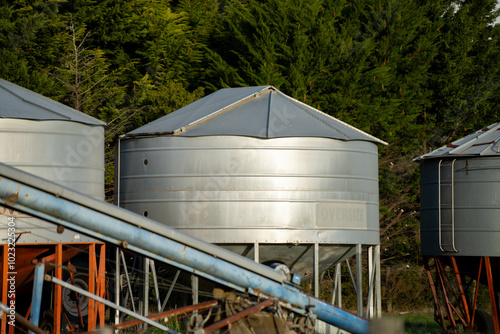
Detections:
0,163,368,333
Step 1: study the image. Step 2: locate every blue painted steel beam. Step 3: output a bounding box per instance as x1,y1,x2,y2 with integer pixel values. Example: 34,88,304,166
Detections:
29,263,45,334
0,174,368,334
4,200,249,295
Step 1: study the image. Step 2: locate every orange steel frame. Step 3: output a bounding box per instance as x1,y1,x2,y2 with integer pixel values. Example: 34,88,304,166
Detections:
0,242,106,334
425,256,500,334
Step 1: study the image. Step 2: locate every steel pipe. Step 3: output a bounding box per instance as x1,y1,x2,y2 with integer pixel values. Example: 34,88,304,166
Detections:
44,274,178,333
0,302,46,334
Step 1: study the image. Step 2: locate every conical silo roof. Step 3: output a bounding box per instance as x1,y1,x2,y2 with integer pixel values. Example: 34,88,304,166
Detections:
415,122,500,161
0,78,105,125
126,86,386,144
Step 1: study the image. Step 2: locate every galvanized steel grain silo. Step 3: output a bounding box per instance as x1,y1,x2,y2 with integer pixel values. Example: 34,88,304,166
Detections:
416,123,500,333
416,123,500,257
0,78,106,243
118,85,386,290
0,78,107,332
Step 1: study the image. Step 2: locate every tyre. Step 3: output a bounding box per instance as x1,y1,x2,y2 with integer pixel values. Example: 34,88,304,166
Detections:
474,309,495,334
62,259,89,331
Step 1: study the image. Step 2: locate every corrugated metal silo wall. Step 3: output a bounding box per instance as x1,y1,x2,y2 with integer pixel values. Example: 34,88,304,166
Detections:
420,157,500,257
0,119,105,243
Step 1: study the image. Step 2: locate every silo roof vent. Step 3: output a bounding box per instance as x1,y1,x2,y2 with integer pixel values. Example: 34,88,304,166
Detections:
0,78,105,125
415,122,500,161
126,85,387,144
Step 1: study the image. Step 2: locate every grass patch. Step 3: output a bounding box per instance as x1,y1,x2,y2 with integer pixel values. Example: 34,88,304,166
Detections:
387,312,443,334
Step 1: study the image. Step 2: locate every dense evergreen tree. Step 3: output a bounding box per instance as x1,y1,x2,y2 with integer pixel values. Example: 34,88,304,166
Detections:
427,0,500,143
1,0,499,311
0,0,66,96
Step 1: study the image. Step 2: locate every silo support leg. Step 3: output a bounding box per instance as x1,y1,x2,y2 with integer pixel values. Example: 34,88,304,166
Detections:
470,257,483,328
346,259,357,296
161,270,180,312
192,275,199,305
365,245,381,319
150,261,162,311
356,244,363,317
314,243,319,298
331,263,342,307
119,253,139,323
254,242,259,263
450,257,470,324
485,257,500,334
144,258,150,317
436,259,468,326
435,259,458,329
367,247,373,318
375,245,381,319
192,275,199,320
120,250,136,313
114,246,120,326
424,258,446,330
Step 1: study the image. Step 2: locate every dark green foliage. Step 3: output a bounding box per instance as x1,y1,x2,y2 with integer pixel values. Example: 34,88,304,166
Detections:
427,0,500,144
0,0,67,96
1,0,500,312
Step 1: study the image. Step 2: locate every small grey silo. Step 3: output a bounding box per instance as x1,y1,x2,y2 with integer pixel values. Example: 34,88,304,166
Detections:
0,78,106,243
118,86,386,277
416,123,500,257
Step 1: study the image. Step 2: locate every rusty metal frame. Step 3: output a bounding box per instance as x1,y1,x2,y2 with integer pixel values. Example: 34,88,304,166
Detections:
54,244,63,333
97,244,105,328
46,273,177,333
450,257,470,324
68,266,85,328
436,258,468,326
1,242,106,334
426,256,500,334
201,298,275,334
470,257,483,328
110,299,218,330
434,258,458,329
424,258,446,329
485,257,500,333
88,244,96,330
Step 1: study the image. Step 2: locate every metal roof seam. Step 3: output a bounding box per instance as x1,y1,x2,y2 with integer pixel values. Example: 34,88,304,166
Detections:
274,89,387,145
125,85,385,144
415,122,500,160
173,86,273,134
303,107,352,140
266,90,273,138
